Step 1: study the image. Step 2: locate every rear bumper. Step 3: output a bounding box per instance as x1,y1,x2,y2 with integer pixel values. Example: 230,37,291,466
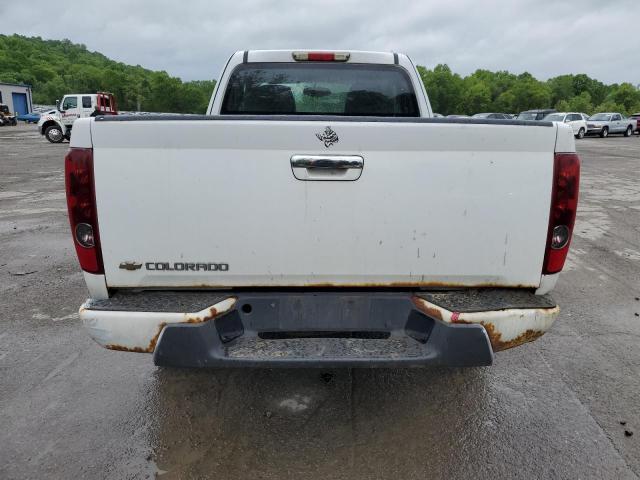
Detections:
80,290,559,367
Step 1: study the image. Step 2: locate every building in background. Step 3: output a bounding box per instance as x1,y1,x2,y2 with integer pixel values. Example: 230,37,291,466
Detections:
0,83,33,115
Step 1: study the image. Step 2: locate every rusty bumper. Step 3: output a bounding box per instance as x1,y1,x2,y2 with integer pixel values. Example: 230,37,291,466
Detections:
80,297,237,353
413,296,559,352
79,289,558,367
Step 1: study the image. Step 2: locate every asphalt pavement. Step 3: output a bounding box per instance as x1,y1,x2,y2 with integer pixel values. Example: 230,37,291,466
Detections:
0,123,639,479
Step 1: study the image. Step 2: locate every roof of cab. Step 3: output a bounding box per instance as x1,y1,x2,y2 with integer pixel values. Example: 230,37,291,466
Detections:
240,50,400,65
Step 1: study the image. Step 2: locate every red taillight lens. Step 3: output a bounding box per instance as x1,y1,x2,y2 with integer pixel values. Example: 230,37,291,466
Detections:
65,148,103,274
543,153,580,274
292,51,350,62
308,52,336,61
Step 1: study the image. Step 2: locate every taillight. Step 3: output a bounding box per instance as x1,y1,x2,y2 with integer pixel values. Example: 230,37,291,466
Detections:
543,153,580,274
65,148,103,274
292,51,350,62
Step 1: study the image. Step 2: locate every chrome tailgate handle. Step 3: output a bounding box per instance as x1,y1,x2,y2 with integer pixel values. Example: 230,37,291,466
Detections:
291,155,363,170
290,155,364,181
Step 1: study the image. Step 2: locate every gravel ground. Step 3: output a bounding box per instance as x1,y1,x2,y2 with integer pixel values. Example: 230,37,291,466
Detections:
0,123,639,479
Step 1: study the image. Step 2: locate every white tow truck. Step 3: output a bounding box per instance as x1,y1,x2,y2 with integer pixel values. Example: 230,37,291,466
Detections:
66,50,580,367
38,92,117,143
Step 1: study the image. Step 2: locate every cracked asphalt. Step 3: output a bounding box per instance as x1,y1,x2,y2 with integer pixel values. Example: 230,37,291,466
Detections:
1,123,639,479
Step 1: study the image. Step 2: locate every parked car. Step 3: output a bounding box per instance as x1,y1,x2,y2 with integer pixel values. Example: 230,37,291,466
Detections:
445,114,470,118
517,109,557,121
586,113,635,138
38,92,117,143
472,113,512,119
17,111,41,123
70,49,579,368
628,113,640,134
543,112,588,139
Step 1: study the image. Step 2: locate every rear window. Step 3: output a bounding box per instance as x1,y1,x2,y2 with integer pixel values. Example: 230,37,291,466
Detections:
221,63,419,116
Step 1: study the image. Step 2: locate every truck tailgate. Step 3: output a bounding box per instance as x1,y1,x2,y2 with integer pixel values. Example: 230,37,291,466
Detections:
90,118,557,289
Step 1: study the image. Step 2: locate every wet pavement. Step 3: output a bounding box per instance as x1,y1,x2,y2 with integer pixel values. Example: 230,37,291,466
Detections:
1,123,639,479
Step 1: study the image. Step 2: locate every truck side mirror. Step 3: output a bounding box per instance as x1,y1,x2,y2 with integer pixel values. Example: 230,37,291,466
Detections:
56,99,62,112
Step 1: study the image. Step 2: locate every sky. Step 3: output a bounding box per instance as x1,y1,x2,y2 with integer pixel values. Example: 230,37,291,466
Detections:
2,0,639,84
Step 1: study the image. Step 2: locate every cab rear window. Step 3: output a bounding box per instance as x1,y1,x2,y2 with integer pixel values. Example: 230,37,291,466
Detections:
221,63,419,117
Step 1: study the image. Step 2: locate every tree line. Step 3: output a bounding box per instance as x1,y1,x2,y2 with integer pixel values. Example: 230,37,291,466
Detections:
418,65,640,116
1,34,639,115
0,35,215,113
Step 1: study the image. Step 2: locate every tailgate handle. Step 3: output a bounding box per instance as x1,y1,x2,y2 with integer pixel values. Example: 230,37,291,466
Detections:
291,155,363,170
290,155,364,181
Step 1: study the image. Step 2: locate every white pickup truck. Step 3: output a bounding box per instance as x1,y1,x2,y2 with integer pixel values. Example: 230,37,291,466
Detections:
67,50,580,367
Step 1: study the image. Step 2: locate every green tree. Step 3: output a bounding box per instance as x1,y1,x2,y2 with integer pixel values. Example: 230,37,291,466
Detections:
459,78,492,114
548,75,575,106
609,83,640,113
509,74,552,112
0,34,216,113
2,33,633,117
568,91,593,114
466,69,516,103
593,100,627,114
494,91,516,112
417,64,464,115
572,74,608,105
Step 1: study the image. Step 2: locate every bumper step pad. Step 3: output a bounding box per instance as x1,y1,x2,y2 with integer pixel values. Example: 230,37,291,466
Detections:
153,292,493,367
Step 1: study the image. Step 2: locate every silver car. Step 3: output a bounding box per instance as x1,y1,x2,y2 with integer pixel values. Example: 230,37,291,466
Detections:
586,113,635,138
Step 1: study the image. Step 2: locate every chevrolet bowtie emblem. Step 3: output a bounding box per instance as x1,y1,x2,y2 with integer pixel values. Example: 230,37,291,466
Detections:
119,261,142,271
